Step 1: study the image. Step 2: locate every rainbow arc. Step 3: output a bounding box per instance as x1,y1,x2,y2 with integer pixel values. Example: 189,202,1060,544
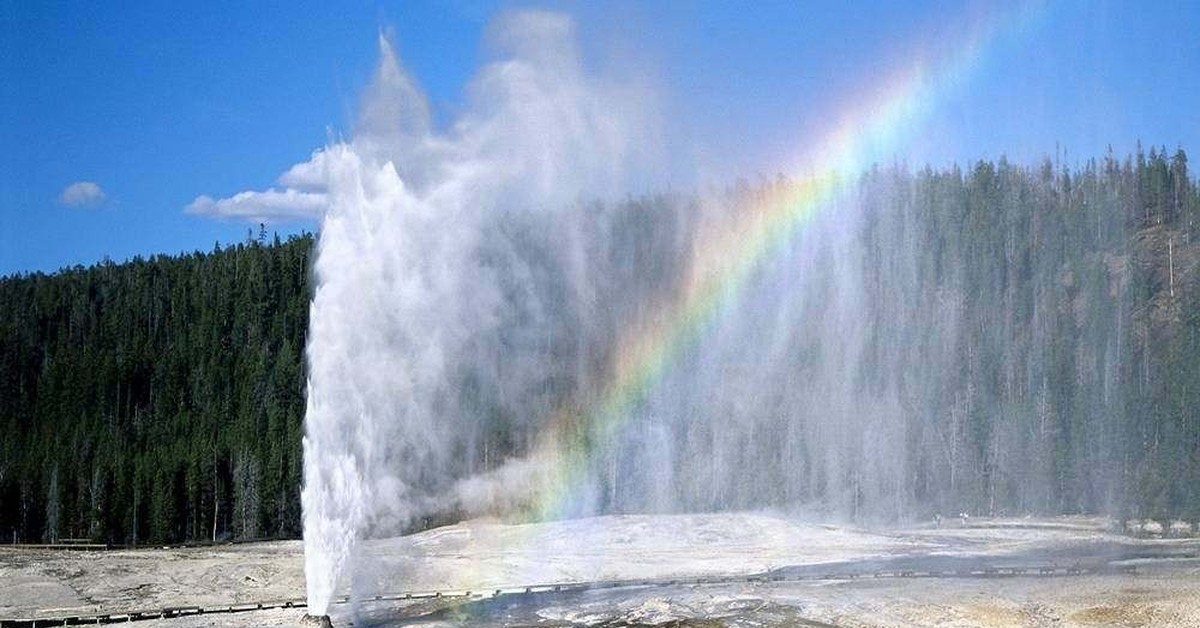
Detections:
521,1,1048,524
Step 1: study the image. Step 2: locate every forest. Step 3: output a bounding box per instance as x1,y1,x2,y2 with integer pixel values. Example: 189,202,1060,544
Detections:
856,146,1199,521
1,145,1197,544
0,234,311,544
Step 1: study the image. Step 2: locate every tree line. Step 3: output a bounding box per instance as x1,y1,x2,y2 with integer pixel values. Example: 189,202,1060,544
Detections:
1,145,1197,544
855,144,1199,521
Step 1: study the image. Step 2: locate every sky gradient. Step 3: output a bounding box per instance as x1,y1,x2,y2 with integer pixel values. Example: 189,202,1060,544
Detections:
2,0,1198,275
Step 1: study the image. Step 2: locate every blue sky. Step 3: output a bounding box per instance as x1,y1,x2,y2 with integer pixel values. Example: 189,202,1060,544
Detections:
2,0,1198,276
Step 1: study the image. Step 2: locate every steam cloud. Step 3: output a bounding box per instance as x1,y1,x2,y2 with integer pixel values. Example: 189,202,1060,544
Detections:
176,4,1159,619
281,9,917,617
285,9,916,614
296,12,662,614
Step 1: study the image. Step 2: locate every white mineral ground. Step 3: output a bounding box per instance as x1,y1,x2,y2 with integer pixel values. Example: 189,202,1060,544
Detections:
3,513,1199,627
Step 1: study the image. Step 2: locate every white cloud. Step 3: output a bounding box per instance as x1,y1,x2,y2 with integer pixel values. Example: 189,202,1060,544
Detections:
277,148,341,192
184,149,348,222
185,188,329,222
59,181,106,207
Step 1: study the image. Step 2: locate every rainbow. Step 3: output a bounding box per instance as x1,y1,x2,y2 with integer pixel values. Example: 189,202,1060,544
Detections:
523,2,1049,523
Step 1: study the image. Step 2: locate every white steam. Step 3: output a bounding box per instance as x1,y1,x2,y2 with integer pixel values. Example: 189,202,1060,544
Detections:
181,5,1124,621
268,9,915,617
297,12,660,614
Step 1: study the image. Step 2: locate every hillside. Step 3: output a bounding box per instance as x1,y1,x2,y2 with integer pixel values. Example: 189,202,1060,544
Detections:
1,146,1198,545
0,235,312,544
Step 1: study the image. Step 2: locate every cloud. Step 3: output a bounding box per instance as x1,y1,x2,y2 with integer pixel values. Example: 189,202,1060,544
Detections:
293,12,670,613
185,188,329,222
184,147,354,221
277,148,343,192
59,181,106,207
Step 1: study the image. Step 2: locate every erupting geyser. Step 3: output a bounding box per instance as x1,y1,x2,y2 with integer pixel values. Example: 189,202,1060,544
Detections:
299,12,660,613
294,4,1069,616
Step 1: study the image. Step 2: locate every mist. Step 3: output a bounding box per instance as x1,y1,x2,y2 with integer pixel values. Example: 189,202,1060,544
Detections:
297,10,873,613
298,11,670,613
294,7,1186,618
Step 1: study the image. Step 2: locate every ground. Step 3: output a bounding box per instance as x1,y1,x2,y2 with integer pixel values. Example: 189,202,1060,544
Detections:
2,514,1199,627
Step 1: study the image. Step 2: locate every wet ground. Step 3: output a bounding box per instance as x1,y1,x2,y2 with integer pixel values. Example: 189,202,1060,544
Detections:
3,514,1199,627
350,570,1200,627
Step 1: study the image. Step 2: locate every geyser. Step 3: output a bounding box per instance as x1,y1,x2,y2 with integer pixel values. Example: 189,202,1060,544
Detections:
296,10,921,615
298,13,893,608
299,12,660,614
294,4,1103,617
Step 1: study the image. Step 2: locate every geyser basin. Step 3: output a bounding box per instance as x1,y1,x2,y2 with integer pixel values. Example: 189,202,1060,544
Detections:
338,512,1126,595
337,513,1200,627
3,514,1197,626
